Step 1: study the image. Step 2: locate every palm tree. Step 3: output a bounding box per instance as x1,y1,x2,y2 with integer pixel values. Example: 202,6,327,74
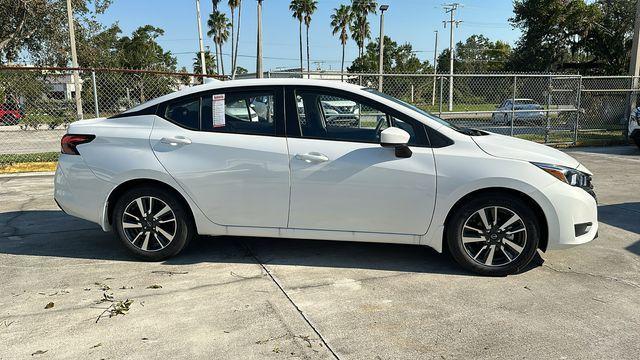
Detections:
207,11,231,75
350,16,370,58
331,5,351,81
302,0,318,78
193,50,216,76
350,0,377,57
289,0,305,74
232,0,242,79
228,0,241,79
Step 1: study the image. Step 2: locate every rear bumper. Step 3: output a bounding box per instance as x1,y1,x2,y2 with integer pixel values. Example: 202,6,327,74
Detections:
54,155,111,227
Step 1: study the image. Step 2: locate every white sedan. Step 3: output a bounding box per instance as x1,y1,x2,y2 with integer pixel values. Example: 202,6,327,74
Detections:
54,79,598,276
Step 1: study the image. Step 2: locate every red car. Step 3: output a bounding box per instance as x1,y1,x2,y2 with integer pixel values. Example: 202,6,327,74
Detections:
0,103,24,125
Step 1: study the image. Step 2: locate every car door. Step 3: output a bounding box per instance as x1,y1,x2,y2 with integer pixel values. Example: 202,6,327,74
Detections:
285,86,437,235
150,86,290,228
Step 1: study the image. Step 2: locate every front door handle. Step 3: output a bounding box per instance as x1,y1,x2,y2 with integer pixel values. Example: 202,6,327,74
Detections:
294,152,329,163
160,136,192,146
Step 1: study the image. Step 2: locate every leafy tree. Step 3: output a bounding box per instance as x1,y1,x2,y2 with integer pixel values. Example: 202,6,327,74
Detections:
331,4,352,80
349,36,431,74
0,0,113,65
117,25,177,71
437,34,512,73
509,0,635,74
349,36,434,103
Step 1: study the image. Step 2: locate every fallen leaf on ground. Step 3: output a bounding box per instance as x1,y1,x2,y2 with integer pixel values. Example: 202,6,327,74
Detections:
146,284,162,289
90,343,102,349
94,283,110,291
31,350,48,356
44,302,54,309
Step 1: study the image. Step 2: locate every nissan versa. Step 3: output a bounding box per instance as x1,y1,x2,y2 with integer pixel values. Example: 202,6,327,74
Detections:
54,79,597,276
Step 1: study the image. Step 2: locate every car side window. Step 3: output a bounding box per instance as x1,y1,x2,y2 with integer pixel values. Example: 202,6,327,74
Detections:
295,90,425,146
201,91,276,136
164,97,200,130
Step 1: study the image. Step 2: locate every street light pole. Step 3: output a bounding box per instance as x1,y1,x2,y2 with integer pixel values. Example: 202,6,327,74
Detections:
431,30,438,106
256,0,264,78
66,0,83,119
378,4,389,92
196,0,207,75
443,3,461,112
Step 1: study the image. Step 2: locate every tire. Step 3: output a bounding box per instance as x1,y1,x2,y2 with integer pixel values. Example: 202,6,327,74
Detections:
634,135,640,150
113,186,194,261
446,193,540,276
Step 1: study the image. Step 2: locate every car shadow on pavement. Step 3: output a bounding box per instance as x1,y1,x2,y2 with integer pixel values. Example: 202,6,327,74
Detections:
0,210,545,276
597,203,640,256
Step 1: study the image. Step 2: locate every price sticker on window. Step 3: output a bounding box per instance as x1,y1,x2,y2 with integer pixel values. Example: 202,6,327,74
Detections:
212,94,225,127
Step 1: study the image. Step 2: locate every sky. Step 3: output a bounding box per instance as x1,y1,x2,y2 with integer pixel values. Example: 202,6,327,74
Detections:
96,0,521,73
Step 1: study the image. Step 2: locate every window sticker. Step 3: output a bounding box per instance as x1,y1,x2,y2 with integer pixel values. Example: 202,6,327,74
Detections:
212,94,225,127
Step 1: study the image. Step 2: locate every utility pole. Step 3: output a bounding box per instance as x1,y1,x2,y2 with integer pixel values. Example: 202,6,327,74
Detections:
256,0,263,78
443,3,461,112
431,30,438,106
196,0,207,75
66,0,82,119
378,4,389,92
627,0,640,128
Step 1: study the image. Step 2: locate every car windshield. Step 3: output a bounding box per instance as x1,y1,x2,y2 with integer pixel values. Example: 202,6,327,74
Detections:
363,88,459,130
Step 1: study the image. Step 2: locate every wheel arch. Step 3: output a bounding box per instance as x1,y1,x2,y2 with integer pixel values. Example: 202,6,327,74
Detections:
104,178,197,233
442,187,549,252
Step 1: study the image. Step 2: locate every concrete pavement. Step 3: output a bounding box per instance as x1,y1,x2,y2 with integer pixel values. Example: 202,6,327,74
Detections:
0,146,639,359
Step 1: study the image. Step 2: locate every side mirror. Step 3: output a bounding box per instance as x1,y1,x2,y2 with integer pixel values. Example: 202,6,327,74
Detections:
380,127,412,158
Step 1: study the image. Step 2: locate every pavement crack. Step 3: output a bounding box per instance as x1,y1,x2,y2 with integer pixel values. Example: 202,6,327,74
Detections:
543,263,640,289
240,240,341,360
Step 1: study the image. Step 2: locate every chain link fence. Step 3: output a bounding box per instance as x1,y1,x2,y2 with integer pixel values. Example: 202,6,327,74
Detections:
272,71,633,145
0,66,634,166
0,66,219,165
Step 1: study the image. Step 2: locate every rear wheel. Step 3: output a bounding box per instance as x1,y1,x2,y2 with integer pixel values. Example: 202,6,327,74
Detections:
446,193,540,276
113,187,194,261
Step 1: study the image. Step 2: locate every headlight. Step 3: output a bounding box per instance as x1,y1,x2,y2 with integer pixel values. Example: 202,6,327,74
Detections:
532,162,592,188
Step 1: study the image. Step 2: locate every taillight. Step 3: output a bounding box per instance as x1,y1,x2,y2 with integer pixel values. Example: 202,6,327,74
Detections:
61,134,95,155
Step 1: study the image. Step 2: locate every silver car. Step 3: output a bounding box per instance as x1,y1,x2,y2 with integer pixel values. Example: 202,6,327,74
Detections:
492,98,545,125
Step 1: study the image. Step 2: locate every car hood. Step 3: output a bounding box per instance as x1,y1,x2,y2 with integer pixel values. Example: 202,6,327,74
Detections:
472,132,580,169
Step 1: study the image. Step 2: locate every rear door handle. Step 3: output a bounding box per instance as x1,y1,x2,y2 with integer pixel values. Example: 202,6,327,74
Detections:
295,152,329,163
160,136,192,146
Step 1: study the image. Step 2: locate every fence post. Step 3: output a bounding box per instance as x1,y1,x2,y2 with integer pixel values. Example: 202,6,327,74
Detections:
411,84,414,103
545,76,552,143
438,76,443,117
574,76,582,144
91,70,99,118
511,75,517,137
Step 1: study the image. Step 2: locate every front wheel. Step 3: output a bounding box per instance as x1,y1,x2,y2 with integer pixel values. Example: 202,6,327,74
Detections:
446,193,540,276
633,135,640,150
113,187,194,261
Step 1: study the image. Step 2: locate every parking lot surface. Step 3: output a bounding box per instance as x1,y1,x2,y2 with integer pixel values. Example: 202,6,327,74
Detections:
1,146,639,359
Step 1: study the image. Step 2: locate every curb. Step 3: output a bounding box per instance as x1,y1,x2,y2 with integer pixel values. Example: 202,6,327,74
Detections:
0,171,55,179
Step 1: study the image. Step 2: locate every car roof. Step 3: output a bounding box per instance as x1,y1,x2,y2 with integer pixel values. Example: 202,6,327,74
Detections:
125,78,365,113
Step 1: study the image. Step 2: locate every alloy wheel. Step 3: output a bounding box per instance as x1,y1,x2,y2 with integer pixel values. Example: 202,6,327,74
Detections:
121,196,177,252
461,206,527,267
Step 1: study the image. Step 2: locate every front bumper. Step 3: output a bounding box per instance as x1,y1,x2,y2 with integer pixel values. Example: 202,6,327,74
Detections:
533,180,598,250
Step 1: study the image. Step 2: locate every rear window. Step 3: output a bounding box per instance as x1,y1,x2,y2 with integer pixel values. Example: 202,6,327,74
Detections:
164,98,200,130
